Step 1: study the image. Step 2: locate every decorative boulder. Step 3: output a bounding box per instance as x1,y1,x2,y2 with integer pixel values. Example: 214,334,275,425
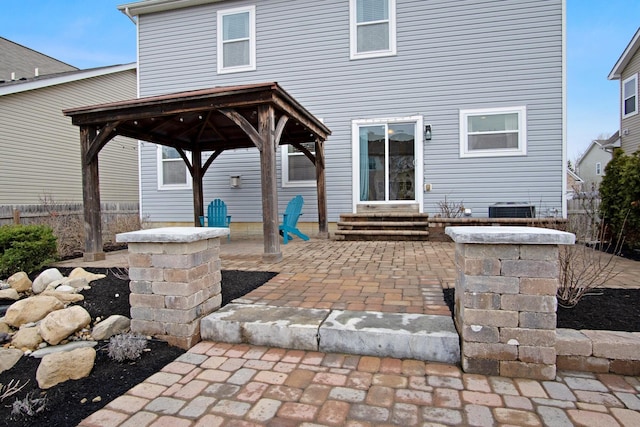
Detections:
36,347,96,389
4,296,64,327
0,288,20,300
12,326,43,351
0,348,24,374
32,268,64,294
38,305,91,345
41,290,85,304
91,315,131,341
7,271,32,293
69,267,106,283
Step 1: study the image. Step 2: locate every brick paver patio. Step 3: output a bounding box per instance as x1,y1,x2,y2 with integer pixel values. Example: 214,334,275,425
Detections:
56,238,640,426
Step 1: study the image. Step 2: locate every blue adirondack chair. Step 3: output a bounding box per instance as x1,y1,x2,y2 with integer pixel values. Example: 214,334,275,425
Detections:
279,195,309,244
199,199,231,240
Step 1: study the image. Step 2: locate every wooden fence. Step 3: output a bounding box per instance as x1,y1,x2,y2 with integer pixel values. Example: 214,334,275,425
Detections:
0,202,139,226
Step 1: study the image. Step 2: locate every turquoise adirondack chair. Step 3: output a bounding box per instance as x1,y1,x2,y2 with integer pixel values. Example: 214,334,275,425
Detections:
279,195,309,244
199,199,231,241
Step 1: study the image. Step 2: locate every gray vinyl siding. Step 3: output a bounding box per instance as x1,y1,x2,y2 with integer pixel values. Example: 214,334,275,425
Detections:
137,0,564,222
620,48,640,155
0,70,138,205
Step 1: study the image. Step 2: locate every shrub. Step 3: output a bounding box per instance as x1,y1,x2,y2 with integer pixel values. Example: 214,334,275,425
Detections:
0,225,57,277
107,333,148,362
11,392,47,417
600,148,640,249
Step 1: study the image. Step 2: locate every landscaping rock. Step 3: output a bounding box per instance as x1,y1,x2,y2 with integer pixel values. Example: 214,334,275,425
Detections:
0,320,10,334
61,276,89,289
0,348,23,373
30,340,98,358
41,289,85,303
38,305,91,345
91,315,131,340
12,326,43,351
4,295,64,327
0,288,19,300
32,268,64,294
69,267,106,283
7,271,32,293
36,347,96,389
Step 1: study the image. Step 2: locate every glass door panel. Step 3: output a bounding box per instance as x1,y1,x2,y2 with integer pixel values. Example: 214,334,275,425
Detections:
388,123,415,201
359,125,386,201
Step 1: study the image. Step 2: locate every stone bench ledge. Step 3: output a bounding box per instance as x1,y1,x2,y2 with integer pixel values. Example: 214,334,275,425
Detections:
446,226,575,245
116,227,228,243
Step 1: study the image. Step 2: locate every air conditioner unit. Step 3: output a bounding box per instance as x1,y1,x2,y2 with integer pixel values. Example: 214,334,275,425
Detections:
488,202,535,218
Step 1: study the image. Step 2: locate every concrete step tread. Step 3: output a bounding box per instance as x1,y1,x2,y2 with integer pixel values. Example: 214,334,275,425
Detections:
201,304,460,363
337,221,430,227
334,229,430,235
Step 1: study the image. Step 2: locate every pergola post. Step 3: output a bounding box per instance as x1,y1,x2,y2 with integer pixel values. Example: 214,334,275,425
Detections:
80,125,105,261
258,105,282,262
315,138,329,238
191,148,204,226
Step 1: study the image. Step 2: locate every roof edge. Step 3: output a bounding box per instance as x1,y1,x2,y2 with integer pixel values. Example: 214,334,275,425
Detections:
118,0,223,16
0,63,137,97
608,27,640,80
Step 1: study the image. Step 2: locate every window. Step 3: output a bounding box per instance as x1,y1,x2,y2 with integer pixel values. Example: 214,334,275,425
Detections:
281,143,316,187
623,74,638,117
217,6,256,74
596,162,602,175
157,146,191,190
459,106,527,158
350,0,396,59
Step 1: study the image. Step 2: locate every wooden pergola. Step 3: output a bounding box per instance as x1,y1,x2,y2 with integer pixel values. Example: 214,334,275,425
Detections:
63,82,331,262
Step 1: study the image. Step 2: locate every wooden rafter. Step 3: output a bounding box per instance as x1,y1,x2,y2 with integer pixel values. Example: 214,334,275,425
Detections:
219,108,262,150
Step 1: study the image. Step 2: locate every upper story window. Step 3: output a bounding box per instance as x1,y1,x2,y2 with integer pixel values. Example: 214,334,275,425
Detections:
460,106,527,158
281,143,316,187
217,6,256,74
623,74,638,118
596,162,602,175
349,0,396,60
157,146,191,190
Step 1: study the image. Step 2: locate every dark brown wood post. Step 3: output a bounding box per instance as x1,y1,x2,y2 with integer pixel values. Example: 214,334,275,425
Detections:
315,138,329,239
80,125,105,261
258,105,282,262
191,148,204,226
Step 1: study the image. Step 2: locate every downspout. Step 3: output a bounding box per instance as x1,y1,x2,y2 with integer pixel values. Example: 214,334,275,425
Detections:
124,7,137,25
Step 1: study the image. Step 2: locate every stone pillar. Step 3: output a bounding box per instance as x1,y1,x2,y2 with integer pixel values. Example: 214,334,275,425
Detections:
445,226,574,380
116,227,229,350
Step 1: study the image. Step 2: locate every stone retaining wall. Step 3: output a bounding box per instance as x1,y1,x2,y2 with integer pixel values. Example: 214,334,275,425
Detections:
556,328,640,375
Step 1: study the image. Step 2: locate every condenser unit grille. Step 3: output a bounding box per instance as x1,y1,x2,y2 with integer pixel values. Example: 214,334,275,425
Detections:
488,203,535,218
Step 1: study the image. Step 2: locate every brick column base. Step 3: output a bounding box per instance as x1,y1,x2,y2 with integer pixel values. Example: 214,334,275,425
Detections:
446,226,574,380
117,227,229,349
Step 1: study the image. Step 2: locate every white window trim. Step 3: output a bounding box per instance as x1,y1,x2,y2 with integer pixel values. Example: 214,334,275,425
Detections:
349,0,397,60
622,73,638,118
217,5,256,74
281,145,317,188
351,115,424,213
156,146,192,190
459,106,527,158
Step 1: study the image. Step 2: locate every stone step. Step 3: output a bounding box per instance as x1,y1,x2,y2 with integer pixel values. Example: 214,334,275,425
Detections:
337,221,429,228
201,304,460,364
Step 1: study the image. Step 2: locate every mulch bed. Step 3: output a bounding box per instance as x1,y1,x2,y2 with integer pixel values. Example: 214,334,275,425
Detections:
0,268,276,427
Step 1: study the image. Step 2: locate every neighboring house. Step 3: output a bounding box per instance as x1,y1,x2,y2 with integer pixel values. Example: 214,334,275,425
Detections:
120,0,565,229
566,169,584,199
0,59,139,208
575,139,612,190
0,37,77,82
609,27,640,155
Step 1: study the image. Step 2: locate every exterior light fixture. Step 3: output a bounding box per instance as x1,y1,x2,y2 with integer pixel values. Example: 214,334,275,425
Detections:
230,175,241,188
424,125,432,141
